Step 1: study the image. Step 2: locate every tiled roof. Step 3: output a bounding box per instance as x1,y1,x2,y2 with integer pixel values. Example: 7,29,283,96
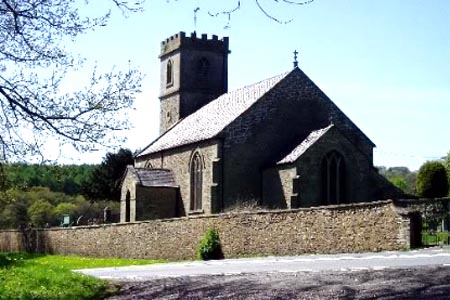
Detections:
137,71,290,157
126,166,177,187
277,124,334,165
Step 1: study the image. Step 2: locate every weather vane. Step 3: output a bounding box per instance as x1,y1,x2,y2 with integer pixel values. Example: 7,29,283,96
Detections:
293,50,299,68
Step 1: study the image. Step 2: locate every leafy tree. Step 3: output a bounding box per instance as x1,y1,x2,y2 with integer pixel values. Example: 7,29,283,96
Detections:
444,152,450,196
28,199,54,227
416,161,449,198
83,148,133,201
3,163,95,195
378,166,417,195
0,0,143,163
0,187,120,228
0,163,8,191
0,189,30,228
389,176,408,192
53,202,78,224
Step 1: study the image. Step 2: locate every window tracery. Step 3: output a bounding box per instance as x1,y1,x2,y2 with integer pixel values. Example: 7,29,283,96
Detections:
321,150,346,205
190,151,203,211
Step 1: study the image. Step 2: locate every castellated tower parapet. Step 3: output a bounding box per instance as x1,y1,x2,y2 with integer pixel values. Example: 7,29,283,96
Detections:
159,32,229,59
158,32,230,134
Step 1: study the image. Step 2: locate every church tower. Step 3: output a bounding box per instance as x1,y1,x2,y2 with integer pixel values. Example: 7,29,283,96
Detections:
159,32,230,133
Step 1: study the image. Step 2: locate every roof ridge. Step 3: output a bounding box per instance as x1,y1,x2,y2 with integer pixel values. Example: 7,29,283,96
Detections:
138,70,293,157
222,71,290,97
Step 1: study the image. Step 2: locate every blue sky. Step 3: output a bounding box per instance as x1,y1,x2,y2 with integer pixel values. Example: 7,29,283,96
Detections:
60,0,450,171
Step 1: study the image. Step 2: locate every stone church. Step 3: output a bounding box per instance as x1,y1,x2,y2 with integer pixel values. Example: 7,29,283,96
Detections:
120,32,401,222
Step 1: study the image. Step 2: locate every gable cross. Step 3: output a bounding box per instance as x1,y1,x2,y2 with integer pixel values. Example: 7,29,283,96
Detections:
293,50,299,68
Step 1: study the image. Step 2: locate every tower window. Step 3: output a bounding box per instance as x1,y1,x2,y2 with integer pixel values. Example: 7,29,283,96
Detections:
321,150,346,205
190,151,203,211
166,59,173,86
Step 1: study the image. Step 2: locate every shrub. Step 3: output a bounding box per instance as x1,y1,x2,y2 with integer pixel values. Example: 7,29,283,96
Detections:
196,228,224,260
416,161,449,198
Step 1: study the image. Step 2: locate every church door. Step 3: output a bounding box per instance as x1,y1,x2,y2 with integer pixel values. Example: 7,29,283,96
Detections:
190,152,203,211
321,151,346,205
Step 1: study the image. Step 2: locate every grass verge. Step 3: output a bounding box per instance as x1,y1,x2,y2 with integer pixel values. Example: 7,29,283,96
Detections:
422,231,450,246
0,252,163,300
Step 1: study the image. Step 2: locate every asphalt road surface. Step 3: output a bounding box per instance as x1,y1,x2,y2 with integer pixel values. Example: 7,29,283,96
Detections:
77,247,450,299
102,266,450,300
79,247,450,280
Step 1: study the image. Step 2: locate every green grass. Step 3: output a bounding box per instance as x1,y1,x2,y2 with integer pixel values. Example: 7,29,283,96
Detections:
0,252,164,300
422,231,450,246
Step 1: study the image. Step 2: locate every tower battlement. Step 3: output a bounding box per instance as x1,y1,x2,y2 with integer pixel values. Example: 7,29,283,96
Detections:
159,32,229,58
158,31,230,134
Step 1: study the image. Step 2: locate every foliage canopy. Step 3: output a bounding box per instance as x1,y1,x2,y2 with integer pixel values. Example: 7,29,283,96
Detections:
378,166,416,195
416,161,449,198
2,163,94,194
444,152,450,195
0,186,119,228
84,148,134,201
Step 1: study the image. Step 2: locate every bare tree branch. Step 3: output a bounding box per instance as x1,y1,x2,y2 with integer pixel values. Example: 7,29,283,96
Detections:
255,0,292,24
276,0,315,6
0,0,144,162
208,2,241,29
187,0,315,26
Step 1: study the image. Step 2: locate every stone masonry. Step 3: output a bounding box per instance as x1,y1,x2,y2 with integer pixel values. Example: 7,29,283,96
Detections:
0,201,411,260
159,32,229,133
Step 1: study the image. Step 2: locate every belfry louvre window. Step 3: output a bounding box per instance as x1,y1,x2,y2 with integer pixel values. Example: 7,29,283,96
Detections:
190,152,203,211
196,57,209,86
321,150,346,205
166,59,173,86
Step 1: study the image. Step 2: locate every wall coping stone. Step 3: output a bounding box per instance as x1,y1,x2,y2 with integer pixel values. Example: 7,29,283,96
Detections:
0,199,399,234
0,199,413,258
395,197,450,206
7,198,439,236
393,197,450,215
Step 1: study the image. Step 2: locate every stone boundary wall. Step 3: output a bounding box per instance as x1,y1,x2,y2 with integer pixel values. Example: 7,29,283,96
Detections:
0,200,410,260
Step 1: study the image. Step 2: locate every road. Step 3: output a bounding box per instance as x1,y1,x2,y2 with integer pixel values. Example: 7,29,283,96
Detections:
76,247,450,299
78,247,450,281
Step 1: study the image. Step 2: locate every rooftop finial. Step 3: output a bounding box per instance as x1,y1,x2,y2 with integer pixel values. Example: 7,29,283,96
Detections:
293,50,299,68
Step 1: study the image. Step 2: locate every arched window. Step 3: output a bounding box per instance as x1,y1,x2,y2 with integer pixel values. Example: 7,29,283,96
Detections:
144,161,153,169
196,57,209,86
125,190,131,222
166,59,173,85
321,151,346,205
190,152,203,211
